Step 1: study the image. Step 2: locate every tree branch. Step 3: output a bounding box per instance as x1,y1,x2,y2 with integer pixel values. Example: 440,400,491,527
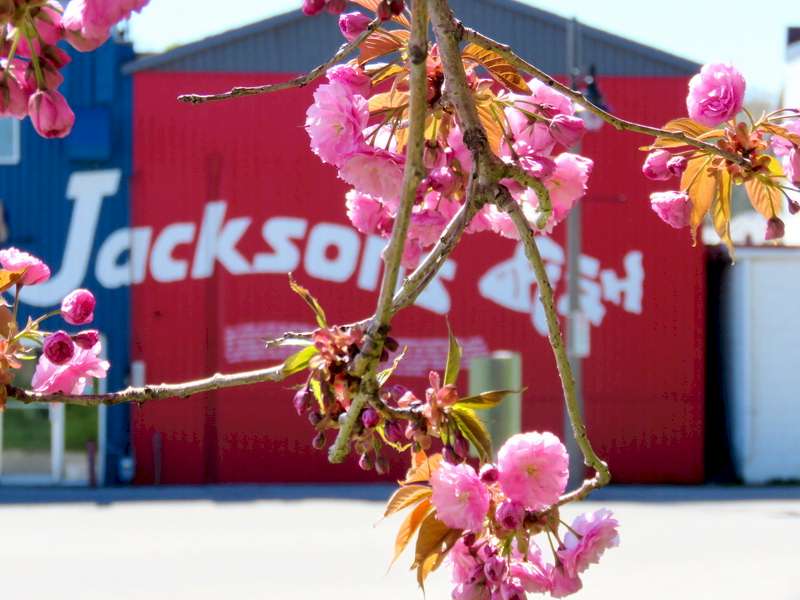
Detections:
461,26,753,170
328,0,430,463
501,196,611,496
177,18,381,105
8,364,288,407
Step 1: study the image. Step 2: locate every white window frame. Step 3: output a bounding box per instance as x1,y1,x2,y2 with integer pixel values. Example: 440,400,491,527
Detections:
0,117,20,166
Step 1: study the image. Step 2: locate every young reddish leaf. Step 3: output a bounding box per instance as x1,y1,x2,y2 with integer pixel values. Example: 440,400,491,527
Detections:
711,169,735,259
761,122,800,146
413,512,456,570
0,269,26,294
392,498,431,567
650,118,713,149
451,406,492,462
681,156,716,243
370,63,405,86
462,43,531,95
745,156,783,220
358,29,410,65
288,274,327,328
368,89,409,115
0,305,15,339
456,388,522,410
384,484,432,517
282,345,319,376
349,0,411,28
475,95,505,155
403,453,443,485
443,322,462,386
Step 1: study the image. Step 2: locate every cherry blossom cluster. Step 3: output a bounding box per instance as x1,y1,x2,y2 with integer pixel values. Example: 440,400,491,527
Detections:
430,433,619,599
642,63,800,241
0,247,108,406
305,27,593,269
0,0,149,138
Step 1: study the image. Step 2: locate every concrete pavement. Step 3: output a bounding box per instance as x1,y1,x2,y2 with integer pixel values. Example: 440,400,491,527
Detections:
0,485,798,599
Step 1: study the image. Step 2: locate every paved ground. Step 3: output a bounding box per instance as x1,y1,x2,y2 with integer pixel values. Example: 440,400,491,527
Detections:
0,485,798,600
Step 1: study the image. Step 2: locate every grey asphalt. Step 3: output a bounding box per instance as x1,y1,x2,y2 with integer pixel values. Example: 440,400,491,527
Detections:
1,485,798,600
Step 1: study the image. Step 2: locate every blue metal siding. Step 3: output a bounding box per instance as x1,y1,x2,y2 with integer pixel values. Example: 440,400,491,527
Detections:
0,40,133,485
125,0,697,76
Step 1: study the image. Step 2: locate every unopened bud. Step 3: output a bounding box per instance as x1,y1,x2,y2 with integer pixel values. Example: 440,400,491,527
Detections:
454,432,470,459
483,556,508,585
667,155,688,177
384,420,405,444
308,412,322,426
358,452,373,471
375,455,389,475
325,0,347,14
789,200,800,215
302,0,325,15
377,0,392,21
495,499,526,531
477,542,497,562
443,445,459,464
479,464,499,484
462,532,476,548
765,216,785,241
72,329,99,350
293,388,311,416
389,0,405,15
312,431,326,450
384,336,399,352
361,407,380,429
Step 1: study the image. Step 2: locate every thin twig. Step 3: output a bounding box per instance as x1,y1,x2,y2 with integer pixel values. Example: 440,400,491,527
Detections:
461,26,753,170
328,0,430,463
177,18,381,105
9,364,288,407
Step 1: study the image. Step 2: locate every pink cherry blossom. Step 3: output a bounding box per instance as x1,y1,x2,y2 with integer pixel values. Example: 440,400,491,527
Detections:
449,538,481,585
339,11,372,42
544,152,593,226
338,146,405,204
61,288,96,325
32,342,109,395
770,118,800,157
326,64,371,97
549,566,583,598
0,247,51,285
400,238,423,270
43,331,75,365
452,582,491,600
305,80,368,167
550,114,586,148
686,63,746,127
345,190,392,235
497,431,569,511
557,509,620,578
28,89,75,139
784,147,800,186
431,461,491,532
447,125,474,175
650,191,691,229
642,150,673,181
0,71,29,119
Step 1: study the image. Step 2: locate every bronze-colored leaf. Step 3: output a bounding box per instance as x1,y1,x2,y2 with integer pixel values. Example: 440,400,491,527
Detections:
0,269,26,295
415,528,461,590
349,0,410,28
358,29,410,65
745,177,782,220
681,156,716,243
370,63,406,86
711,169,734,258
392,498,431,566
403,453,443,485
0,305,15,339
456,389,522,410
761,123,800,146
451,405,492,462
462,43,531,95
475,95,505,155
649,118,713,149
384,484,432,517
288,274,327,328
413,512,452,569
368,89,409,114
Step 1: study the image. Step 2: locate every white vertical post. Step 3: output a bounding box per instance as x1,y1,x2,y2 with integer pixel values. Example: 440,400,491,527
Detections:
49,403,66,483
468,352,522,456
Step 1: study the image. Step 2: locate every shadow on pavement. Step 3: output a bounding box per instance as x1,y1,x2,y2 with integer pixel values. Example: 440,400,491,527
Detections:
0,483,797,507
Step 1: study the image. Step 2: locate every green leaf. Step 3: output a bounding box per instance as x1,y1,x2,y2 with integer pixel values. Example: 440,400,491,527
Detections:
378,346,407,387
443,323,461,386
282,345,319,376
288,274,327,328
450,406,492,462
456,389,521,410
309,378,324,412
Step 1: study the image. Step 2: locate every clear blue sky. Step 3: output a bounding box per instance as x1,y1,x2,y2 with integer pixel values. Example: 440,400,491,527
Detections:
128,0,800,104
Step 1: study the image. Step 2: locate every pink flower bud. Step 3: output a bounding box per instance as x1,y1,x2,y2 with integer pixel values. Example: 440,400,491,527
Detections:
377,0,392,21
73,329,99,350
479,463,499,484
789,199,800,215
302,0,326,15
61,288,96,325
495,499,526,531
28,89,75,139
642,150,672,181
325,0,347,14
0,72,28,119
384,420,405,443
0,247,50,285
500,580,526,600
375,455,389,475
476,542,497,562
667,155,688,178
454,432,470,459
483,556,507,584
312,431,326,450
293,388,311,416
765,217,785,241
358,452,373,471
443,445,459,464
429,166,457,195
549,114,586,148
338,11,371,41
360,407,380,429
43,331,76,365
650,191,691,229
389,0,405,15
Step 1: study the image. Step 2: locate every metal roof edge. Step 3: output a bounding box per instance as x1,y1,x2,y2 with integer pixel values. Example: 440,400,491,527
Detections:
122,8,304,74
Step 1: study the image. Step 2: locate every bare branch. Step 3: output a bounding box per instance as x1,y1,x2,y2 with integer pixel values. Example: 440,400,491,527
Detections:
177,18,381,105
9,364,288,407
328,0,430,464
461,26,752,170
501,194,611,491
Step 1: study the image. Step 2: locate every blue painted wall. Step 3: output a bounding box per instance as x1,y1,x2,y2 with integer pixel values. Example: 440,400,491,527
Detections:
0,40,133,485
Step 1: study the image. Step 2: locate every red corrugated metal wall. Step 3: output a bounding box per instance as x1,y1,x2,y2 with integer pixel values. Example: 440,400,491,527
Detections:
130,72,704,485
